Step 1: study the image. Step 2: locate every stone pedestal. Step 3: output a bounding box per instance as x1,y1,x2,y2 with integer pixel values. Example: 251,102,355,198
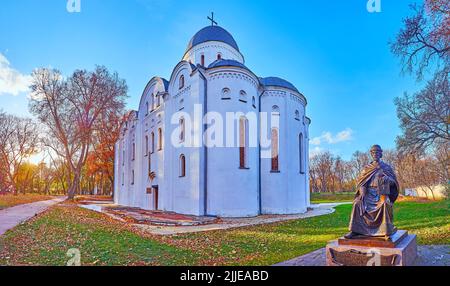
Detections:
326,230,417,266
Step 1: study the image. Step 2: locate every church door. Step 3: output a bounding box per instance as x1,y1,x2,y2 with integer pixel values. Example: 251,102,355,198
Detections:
153,186,159,210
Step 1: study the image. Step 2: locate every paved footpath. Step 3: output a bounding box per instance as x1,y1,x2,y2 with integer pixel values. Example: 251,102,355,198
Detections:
0,197,66,236
274,245,450,266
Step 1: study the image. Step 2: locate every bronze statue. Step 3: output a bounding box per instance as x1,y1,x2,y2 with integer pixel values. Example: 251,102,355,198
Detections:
345,145,399,240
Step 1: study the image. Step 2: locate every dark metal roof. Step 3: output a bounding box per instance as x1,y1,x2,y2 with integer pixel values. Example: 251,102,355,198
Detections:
259,77,299,93
160,78,169,91
186,26,239,53
208,59,248,70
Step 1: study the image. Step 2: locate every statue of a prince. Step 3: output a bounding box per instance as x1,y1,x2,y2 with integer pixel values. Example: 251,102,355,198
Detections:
345,145,400,240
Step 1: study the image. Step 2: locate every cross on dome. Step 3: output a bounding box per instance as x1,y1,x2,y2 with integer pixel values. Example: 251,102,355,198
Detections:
207,12,218,26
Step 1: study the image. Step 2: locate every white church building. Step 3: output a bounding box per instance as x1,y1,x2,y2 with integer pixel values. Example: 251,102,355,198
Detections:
114,23,311,217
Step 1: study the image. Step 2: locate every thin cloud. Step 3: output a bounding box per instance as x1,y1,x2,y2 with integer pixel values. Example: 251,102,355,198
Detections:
311,128,354,146
0,53,32,96
309,146,324,157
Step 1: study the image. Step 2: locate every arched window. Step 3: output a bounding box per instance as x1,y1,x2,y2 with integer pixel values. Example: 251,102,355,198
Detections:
299,133,305,174
200,54,205,66
145,135,148,155
239,117,249,169
217,53,222,60
131,170,135,185
221,88,231,100
145,102,149,115
179,117,185,142
179,75,185,90
158,128,163,151
295,110,300,120
156,94,161,107
239,90,247,102
271,128,279,172
179,154,186,177
151,132,155,153
272,105,280,115
151,93,155,111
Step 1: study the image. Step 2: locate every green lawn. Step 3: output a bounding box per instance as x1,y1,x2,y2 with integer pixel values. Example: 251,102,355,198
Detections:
0,200,448,266
311,192,355,203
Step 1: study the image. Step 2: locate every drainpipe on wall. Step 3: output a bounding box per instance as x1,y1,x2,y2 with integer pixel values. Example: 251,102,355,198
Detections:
258,90,265,215
198,67,208,216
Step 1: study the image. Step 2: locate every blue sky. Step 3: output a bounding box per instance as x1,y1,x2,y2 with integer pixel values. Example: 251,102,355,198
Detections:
0,0,422,160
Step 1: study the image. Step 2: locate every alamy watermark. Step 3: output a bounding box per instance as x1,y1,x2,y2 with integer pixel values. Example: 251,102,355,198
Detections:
367,0,381,13
67,0,81,13
66,248,81,266
366,248,382,266
167,104,282,159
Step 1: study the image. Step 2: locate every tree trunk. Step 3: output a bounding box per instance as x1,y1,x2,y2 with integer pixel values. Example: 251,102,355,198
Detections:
67,173,81,200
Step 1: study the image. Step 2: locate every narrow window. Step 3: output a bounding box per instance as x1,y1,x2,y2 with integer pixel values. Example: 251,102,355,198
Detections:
151,93,155,111
221,88,231,100
179,75,185,90
158,128,163,150
272,105,280,115
122,173,124,186
179,117,185,142
271,128,279,172
217,53,222,60
131,170,135,185
201,54,205,66
252,96,256,108
151,132,155,153
145,102,149,115
239,90,247,102
239,117,249,168
148,152,151,173
179,98,184,110
145,135,148,155
132,143,135,161
295,110,300,120
299,133,305,174
122,149,125,166
179,154,186,177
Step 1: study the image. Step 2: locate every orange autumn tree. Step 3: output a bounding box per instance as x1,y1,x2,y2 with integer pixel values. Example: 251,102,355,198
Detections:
84,111,128,196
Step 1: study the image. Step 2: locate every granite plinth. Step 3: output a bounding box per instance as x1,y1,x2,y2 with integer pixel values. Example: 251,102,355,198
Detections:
326,230,417,266
338,229,407,248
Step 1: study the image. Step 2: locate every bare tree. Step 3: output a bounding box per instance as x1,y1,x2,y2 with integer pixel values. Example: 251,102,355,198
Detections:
309,151,336,193
391,1,449,154
349,151,370,182
395,68,449,153
0,112,39,194
390,1,449,80
29,66,127,199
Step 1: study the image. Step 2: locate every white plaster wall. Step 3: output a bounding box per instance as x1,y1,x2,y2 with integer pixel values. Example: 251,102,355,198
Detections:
205,67,260,217
285,93,308,213
114,40,311,217
260,88,308,214
183,41,244,67
164,66,205,216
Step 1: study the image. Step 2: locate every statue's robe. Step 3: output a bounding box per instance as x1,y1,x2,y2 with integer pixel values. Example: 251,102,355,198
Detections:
348,160,399,237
